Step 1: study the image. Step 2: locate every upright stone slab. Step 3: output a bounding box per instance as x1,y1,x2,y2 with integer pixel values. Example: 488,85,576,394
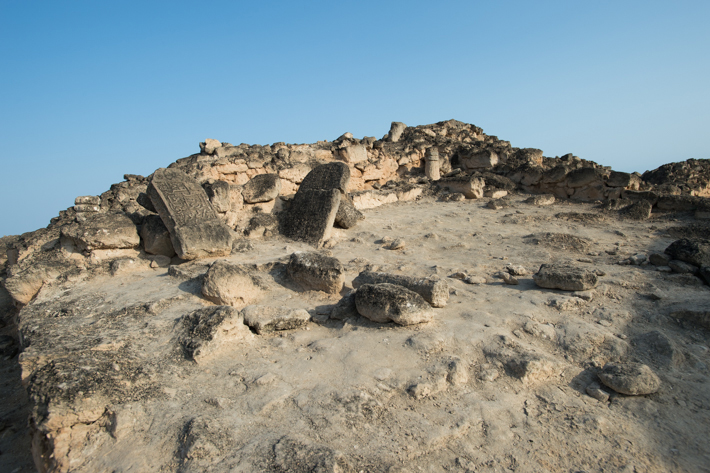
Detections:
148,168,233,260
283,162,351,246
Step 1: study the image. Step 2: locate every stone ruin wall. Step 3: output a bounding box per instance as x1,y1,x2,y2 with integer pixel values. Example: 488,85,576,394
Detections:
86,119,710,236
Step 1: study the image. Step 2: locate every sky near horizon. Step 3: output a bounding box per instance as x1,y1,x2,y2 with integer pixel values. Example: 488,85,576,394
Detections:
1,0,708,237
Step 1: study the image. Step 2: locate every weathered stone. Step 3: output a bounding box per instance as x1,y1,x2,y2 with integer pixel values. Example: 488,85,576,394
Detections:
352,270,449,307
386,122,407,142
338,144,368,164
200,138,222,155
586,382,610,402
178,306,252,362
334,194,364,229
664,238,710,268
282,189,341,246
607,171,640,188
201,260,263,308
241,306,311,334
524,194,555,206
669,259,698,274
204,180,233,213
566,168,601,188
73,204,100,213
460,149,498,170
533,263,599,291
242,174,282,203
299,162,351,194
648,252,671,266
621,200,652,220
634,331,685,368
425,147,440,181
438,175,485,199
598,362,660,395
60,212,140,251
74,195,101,205
140,215,176,257
330,292,358,320
505,353,560,386
147,168,234,260
287,252,344,294
244,213,279,239
355,283,433,325
4,265,62,305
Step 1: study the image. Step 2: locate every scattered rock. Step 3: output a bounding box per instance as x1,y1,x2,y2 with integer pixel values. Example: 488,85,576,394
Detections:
386,121,407,143
502,272,519,285
352,270,449,307
287,252,344,294
620,200,652,220
598,362,660,395
664,238,710,268
201,260,264,307
388,238,405,250
242,174,282,203
355,283,433,325
586,382,610,402
524,194,555,206
533,263,599,291
648,252,670,266
242,306,311,334
178,306,252,362
669,259,698,274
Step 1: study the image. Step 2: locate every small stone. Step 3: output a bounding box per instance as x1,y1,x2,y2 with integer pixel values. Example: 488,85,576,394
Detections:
502,273,519,285
630,254,647,265
242,306,311,334
649,252,670,266
586,382,610,402
598,362,660,395
355,283,433,325
287,252,344,294
388,239,405,250
150,255,171,268
506,265,528,276
533,263,599,291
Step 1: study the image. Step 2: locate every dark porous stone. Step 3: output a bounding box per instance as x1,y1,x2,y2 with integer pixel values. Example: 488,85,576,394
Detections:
204,180,233,212
620,200,652,220
566,167,602,188
664,238,710,268
299,162,351,194
242,174,282,204
355,283,433,325
598,362,660,395
60,212,140,251
287,251,344,294
140,214,176,257
148,168,234,260
352,270,449,307
334,194,364,229
533,263,599,291
281,189,341,247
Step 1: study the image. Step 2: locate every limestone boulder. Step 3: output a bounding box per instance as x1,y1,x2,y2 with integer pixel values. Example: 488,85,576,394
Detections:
386,121,407,142
60,212,140,251
201,260,264,308
242,174,282,203
598,362,661,395
352,270,449,307
242,306,311,334
355,283,433,325
334,194,364,229
533,263,599,291
178,306,252,362
287,252,344,294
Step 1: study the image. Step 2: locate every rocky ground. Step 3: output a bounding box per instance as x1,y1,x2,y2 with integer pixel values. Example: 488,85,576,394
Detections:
3,193,710,472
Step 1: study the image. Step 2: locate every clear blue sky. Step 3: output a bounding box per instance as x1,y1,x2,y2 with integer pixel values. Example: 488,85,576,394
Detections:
1,1,708,237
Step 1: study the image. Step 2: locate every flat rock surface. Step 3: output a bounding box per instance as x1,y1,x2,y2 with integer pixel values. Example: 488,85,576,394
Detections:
7,195,710,473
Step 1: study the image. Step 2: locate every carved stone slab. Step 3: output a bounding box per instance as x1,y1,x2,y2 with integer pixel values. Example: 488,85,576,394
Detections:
147,168,233,260
299,162,350,194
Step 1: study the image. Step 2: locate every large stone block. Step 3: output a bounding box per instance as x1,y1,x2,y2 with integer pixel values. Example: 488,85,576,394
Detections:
242,174,282,203
438,175,485,199
147,168,234,260
533,263,598,291
282,189,341,246
201,260,264,308
299,162,351,194
140,215,176,257
287,251,344,294
352,271,449,307
355,283,433,325
60,212,140,251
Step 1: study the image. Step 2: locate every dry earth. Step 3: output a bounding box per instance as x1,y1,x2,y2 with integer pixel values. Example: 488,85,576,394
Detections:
4,194,710,472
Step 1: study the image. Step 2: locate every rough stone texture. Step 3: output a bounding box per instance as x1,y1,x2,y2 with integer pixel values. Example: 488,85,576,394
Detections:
201,260,264,308
147,168,234,260
60,212,140,251
334,194,364,229
140,215,176,257
338,144,368,164
524,194,555,206
203,180,233,213
241,306,311,334
299,162,351,194
598,362,661,395
201,138,222,155
670,309,710,330
355,283,433,325
438,174,485,199
75,196,101,205
4,265,63,305
287,252,344,294
178,306,252,363
634,330,685,368
386,122,407,143
621,200,652,220
352,271,449,307
459,148,499,170
533,263,599,291
664,238,710,268
425,147,441,181
282,189,341,246
242,174,282,203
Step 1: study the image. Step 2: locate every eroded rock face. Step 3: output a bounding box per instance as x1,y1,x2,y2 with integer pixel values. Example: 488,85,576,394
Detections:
334,194,364,229
282,189,341,247
598,362,661,395
147,168,234,260
287,252,344,294
179,306,252,362
533,263,599,291
665,238,710,268
355,283,433,325
201,260,264,308
242,174,282,203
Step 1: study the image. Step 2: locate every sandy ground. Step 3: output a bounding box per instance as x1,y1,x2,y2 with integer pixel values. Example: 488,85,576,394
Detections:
6,194,710,472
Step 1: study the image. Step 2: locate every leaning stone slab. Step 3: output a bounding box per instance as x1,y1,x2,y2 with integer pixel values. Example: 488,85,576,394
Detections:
242,174,281,203
598,362,660,395
355,283,433,325
202,260,264,308
287,252,344,294
533,263,598,291
300,162,351,194
352,270,449,307
282,188,341,246
178,306,252,363
242,305,311,334
147,168,233,260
